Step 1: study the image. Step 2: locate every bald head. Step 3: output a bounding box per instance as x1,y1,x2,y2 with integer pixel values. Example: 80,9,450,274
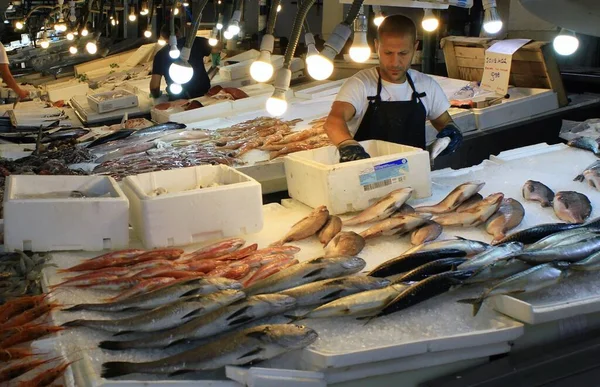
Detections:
377,14,416,43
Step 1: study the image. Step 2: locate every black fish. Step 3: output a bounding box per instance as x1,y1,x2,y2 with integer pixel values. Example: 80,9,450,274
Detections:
128,122,187,138
86,130,135,148
42,128,90,143
389,258,468,283
367,249,467,278
494,217,600,245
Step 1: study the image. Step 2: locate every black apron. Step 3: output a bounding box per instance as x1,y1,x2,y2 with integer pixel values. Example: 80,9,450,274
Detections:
354,70,427,150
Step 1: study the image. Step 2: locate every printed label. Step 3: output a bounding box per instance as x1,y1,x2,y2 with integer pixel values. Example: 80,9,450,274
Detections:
359,158,409,192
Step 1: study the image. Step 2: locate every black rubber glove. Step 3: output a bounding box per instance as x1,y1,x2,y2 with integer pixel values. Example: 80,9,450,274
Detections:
436,123,463,156
338,139,371,163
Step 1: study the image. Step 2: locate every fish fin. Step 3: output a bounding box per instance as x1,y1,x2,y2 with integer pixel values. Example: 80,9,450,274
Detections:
245,330,269,340
169,370,194,377
112,330,134,337
237,347,264,359
98,340,128,351
574,174,585,182
101,362,135,379
226,305,251,321
229,315,254,326
456,298,485,316
303,268,325,279
61,319,83,327
320,289,345,301
180,288,200,297
182,307,206,319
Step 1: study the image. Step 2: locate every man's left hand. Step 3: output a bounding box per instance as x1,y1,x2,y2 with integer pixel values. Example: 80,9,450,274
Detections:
436,123,463,156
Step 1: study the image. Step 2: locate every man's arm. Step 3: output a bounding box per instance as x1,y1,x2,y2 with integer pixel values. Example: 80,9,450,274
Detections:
324,101,356,146
0,64,28,100
430,111,462,156
149,74,163,99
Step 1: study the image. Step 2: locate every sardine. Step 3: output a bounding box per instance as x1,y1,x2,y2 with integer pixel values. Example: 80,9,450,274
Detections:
359,214,430,239
402,238,490,256
567,136,600,155
317,216,342,245
244,256,366,296
390,258,468,282
129,122,187,137
303,283,411,318
428,136,451,166
458,262,571,315
415,181,485,214
280,276,391,307
553,191,592,224
464,258,532,284
98,294,297,350
432,193,504,227
344,188,414,226
514,236,600,264
485,198,525,243
522,180,554,207
570,251,600,271
457,242,524,271
323,232,366,257
271,206,330,245
368,248,467,278
101,324,318,378
63,277,242,312
62,290,245,334
455,193,483,213
410,221,443,245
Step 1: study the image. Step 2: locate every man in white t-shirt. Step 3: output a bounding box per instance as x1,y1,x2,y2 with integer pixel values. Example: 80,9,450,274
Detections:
324,14,463,162
0,43,28,100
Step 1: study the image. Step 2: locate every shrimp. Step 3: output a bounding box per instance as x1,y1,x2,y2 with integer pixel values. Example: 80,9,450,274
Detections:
0,325,64,348
18,360,76,387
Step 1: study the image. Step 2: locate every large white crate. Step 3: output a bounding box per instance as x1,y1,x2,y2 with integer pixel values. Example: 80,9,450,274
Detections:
284,140,432,215
122,165,264,249
3,175,129,252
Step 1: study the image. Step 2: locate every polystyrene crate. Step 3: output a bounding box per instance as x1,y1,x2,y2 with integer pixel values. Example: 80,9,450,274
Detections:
87,89,139,114
284,140,431,215
3,175,129,252
122,165,264,249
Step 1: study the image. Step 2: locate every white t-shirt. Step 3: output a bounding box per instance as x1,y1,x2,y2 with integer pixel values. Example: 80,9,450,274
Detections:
0,44,9,65
335,67,451,136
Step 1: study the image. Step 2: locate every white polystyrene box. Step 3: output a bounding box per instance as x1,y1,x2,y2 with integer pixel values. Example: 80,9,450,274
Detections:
284,140,432,215
122,165,264,249
3,175,129,252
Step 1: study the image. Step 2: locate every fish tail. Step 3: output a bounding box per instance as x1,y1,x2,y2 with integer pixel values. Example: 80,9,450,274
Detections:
574,174,585,182
98,340,129,351
456,297,484,316
101,361,137,379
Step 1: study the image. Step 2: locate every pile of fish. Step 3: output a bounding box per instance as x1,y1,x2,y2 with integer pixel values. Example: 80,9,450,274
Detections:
1,251,51,304
522,180,592,223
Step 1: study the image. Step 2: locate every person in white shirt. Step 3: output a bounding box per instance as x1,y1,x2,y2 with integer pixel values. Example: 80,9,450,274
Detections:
0,43,29,100
324,14,463,162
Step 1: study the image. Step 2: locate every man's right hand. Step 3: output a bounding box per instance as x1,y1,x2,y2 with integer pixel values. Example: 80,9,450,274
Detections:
16,88,29,100
338,139,371,163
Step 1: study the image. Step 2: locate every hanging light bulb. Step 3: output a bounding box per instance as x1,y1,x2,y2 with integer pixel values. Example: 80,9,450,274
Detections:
250,34,274,82
173,7,179,15
86,41,98,54
482,0,503,34
183,2,189,6
305,32,334,81
266,68,291,117
129,7,137,22
421,9,439,32
111,18,116,26
216,14,223,30
40,39,50,49
66,31,74,40
208,27,219,46
276,4,281,12
553,28,579,56
169,47,194,84
69,45,77,54
81,28,89,36
169,83,183,94
144,29,152,38
158,38,166,46
349,10,371,63
223,30,233,40
372,5,384,27
227,10,241,35
140,1,149,15
15,20,23,29
169,35,180,59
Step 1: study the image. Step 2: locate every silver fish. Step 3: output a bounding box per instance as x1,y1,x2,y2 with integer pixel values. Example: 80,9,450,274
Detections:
272,206,330,245
98,294,297,350
344,188,414,226
570,251,600,271
543,231,600,249
583,169,600,190
455,193,483,213
359,214,430,240
567,136,600,155
522,180,554,207
304,283,411,318
574,160,600,182
317,216,342,245
415,181,485,214
457,242,524,271
244,256,367,296
526,228,595,250
101,324,318,378
459,262,571,315
410,221,443,245
428,136,451,166
324,232,366,257
553,191,592,224
464,258,532,284
63,277,242,312
432,193,504,227
485,198,525,243
515,236,600,264
62,290,246,334
280,276,390,308
403,238,490,256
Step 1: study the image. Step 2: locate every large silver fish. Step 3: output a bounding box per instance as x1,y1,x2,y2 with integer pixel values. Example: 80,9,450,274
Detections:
525,228,596,250
271,206,330,245
522,180,554,207
415,181,485,214
457,242,524,271
101,324,318,378
402,238,490,256
485,198,525,243
514,236,600,264
323,232,366,257
344,188,414,226
553,191,592,224
432,193,504,227
570,251,600,271
463,257,532,284
359,214,430,239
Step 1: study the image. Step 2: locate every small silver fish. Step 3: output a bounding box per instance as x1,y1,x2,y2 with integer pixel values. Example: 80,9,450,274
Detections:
403,238,490,256
568,136,600,155
457,242,524,271
415,181,485,214
344,188,414,226
428,136,451,166
574,160,600,182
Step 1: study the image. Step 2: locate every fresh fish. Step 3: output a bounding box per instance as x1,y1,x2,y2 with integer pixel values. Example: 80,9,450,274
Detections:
303,283,411,318
457,242,524,271
574,160,600,182
485,198,525,243
323,232,366,257
402,238,490,256
359,214,430,239
317,216,342,245
570,251,600,271
392,204,415,216
567,136,600,155
183,238,246,260
541,231,600,249
464,258,532,284
525,228,597,250
42,127,90,143
428,136,451,166
59,249,146,272
368,248,467,278
271,206,330,245
86,130,135,148
493,222,582,245
582,169,600,190
513,236,600,264
101,324,318,378
242,258,299,287
344,188,414,226
522,180,554,207
553,191,592,224
458,262,571,315
432,193,504,227
415,181,485,214
62,290,245,334
390,258,468,282
410,221,443,245
128,122,187,137
244,256,366,296
455,193,483,213
98,294,297,350
63,277,242,312
370,270,474,319
280,276,391,307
